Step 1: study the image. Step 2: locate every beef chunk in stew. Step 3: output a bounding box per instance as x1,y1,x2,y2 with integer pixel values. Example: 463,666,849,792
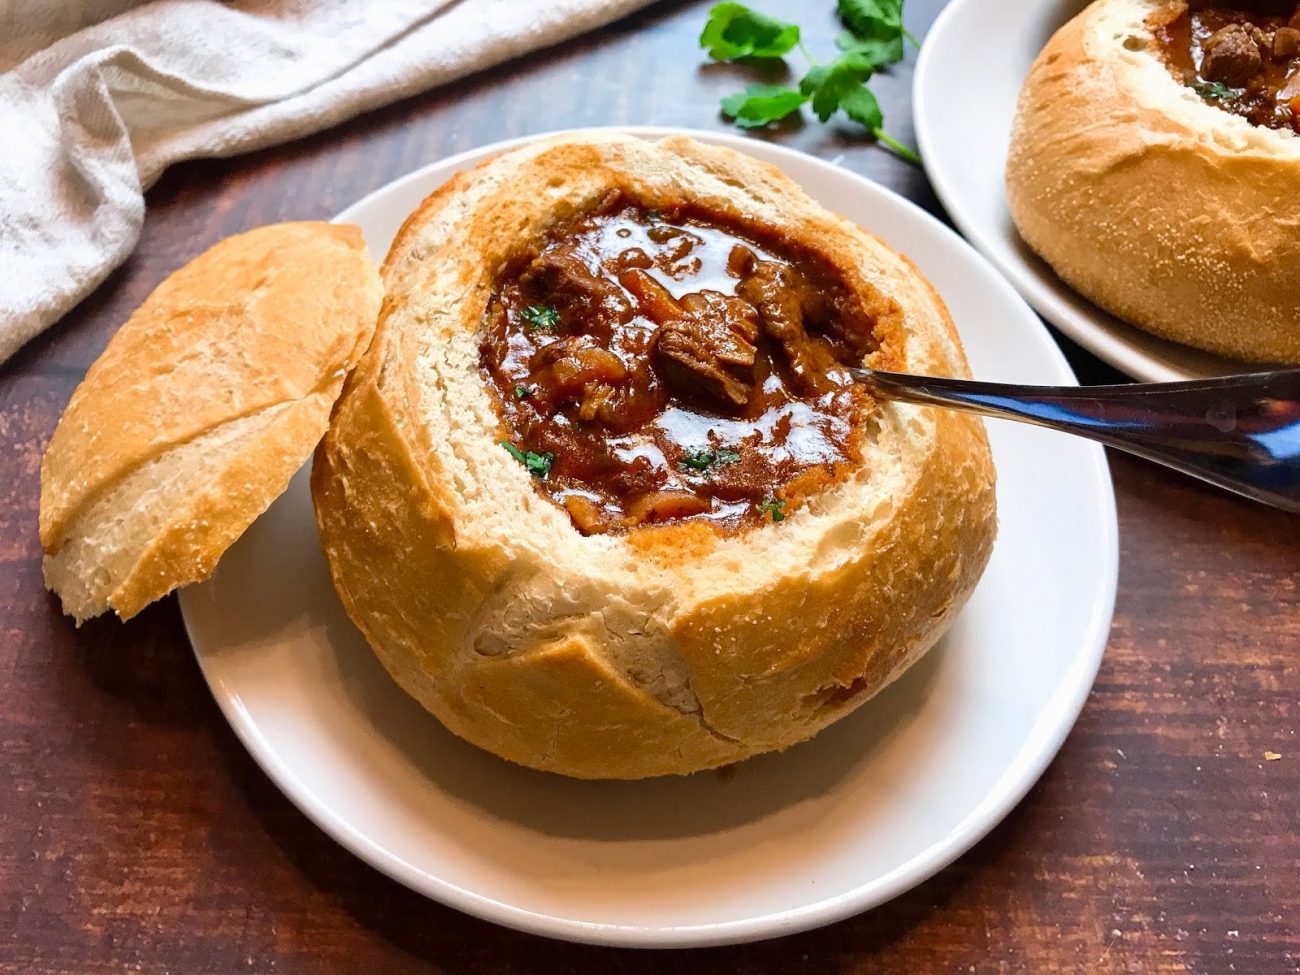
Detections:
1201,22,1264,85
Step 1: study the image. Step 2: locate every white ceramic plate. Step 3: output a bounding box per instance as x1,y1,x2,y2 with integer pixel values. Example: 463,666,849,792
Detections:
180,128,1118,949
913,0,1259,382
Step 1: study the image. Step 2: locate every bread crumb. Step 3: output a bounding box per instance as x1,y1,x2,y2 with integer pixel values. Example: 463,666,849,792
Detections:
1264,751,1281,761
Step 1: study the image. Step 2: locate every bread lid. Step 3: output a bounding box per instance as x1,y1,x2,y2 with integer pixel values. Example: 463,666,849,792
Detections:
39,222,383,624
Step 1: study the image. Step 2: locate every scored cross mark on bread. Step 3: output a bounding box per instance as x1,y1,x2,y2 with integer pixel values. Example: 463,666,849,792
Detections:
311,133,998,779
39,222,382,623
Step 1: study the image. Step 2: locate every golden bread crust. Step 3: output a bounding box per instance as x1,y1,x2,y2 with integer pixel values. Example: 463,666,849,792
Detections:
1006,0,1300,363
313,133,997,778
40,222,382,622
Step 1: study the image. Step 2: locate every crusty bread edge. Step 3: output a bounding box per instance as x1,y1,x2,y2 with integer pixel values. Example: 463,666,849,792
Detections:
40,223,383,623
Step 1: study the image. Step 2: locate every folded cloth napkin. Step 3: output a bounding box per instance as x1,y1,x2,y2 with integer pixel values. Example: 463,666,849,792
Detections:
0,0,654,363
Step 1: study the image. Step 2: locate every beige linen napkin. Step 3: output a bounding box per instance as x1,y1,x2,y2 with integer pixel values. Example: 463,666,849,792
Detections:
0,0,653,362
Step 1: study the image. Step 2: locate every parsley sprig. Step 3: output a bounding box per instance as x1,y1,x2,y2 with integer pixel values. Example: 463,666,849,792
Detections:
758,497,787,522
700,3,801,60
700,0,920,164
838,0,919,63
679,445,742,473
500,440,555,477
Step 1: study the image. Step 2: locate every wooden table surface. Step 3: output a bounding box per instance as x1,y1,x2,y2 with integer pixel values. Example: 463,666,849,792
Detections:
3,1,1297,971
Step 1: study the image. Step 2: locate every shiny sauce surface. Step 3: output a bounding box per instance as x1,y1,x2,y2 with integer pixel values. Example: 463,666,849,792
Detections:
1153,2,1300,132
478,196,881,535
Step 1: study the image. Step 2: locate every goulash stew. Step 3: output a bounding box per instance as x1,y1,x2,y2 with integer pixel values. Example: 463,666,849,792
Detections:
479,193,889,535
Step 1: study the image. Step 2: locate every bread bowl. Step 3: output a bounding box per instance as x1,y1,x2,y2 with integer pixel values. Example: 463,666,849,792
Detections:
40,222,382,623
1006,0,1300,364
311,132,997,779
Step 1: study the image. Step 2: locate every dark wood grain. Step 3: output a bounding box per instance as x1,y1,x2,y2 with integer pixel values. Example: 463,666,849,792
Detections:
2,1,1297,972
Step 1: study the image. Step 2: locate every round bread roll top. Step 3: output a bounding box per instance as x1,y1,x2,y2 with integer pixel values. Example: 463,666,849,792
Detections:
1006,0,1300,364
312,133,996,779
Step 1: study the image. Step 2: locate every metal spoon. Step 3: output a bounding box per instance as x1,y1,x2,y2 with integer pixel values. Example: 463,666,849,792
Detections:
847,367,1300,514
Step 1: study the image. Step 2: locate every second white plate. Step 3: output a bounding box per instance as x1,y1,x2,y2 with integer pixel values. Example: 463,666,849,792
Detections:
180,128,1118,948
914,0,1253,382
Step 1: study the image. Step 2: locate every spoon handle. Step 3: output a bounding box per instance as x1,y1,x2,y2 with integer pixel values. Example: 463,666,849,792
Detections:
848,367,1300,514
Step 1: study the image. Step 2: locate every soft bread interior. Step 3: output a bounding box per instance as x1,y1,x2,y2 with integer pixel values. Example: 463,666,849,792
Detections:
44,390,337,623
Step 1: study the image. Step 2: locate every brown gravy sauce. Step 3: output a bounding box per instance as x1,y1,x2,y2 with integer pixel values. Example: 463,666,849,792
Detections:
478,195,882,535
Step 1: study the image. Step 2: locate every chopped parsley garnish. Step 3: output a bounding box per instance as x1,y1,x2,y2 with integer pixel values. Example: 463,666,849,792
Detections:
500,440,555,477
513,384,532,400
679,445,742,473
703,1,919,163
521,305,560,331
758,497,787,522
646,209,663,224
1192,80,1241,101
